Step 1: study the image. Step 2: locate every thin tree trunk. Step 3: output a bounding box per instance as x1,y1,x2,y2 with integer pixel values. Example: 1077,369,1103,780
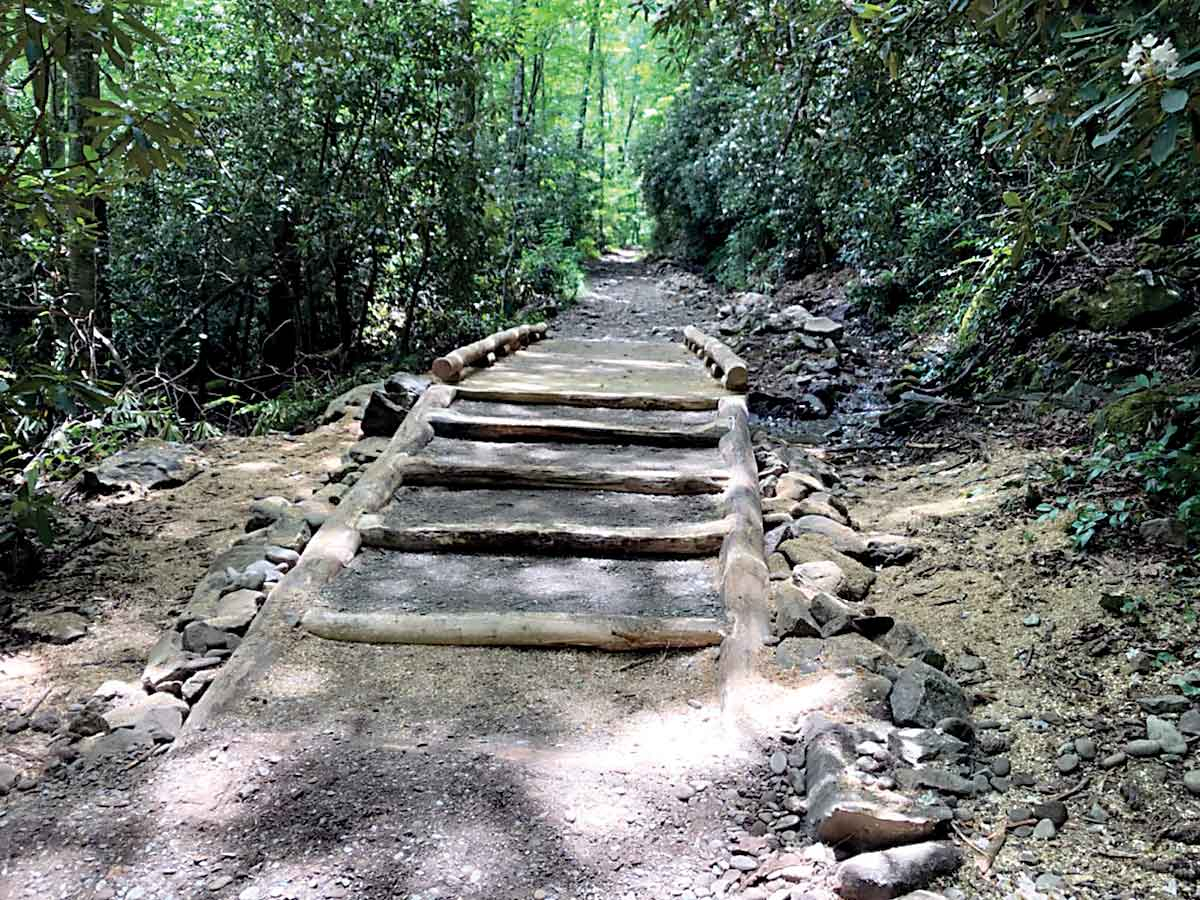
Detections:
66,14,98,330
576,15,597,152
597,40,607,247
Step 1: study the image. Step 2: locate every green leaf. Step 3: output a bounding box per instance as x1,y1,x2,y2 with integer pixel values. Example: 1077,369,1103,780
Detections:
1002,191,1022,208
1151,117,1179,165
1091,125,1124,148
849,18,864,44
1162,89,1188,114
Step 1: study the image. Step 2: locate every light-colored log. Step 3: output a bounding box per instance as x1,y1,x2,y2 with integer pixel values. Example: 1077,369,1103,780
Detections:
302,609,725,651
433,322,549,383
451,386,721,411
427,410,727,447
683,325,749,392
358,515,734,556
177,386,457,742
393,458,728,495
715,396,771,714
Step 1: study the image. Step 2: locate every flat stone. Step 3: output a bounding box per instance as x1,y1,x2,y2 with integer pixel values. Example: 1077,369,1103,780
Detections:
83,441,206,492
834,841,961,900
789,516,869,558
889,661,968,728
1035,873,1066,894
1032,818,1056,840
776,634,893,675
205,589,265,633
265,546,301,567
1031,800,1068,828
1147,716,1187,755
103,693,188,732
794,560,848,597
1022,614,1041,627
863,533,919,566
13,611,89,644
1180,708,1200,736
770,751,788,775
1074,737,1098,760
888,728,967,766
874,623,946,670
321,381,383,423
803,317,844,340
1137,695,1192,715
1184,770,1200,796
906,768,975,798
181,621,238,654
778,536,876,601
958,655,985,672
730,855,759,872
1056,753,1080,774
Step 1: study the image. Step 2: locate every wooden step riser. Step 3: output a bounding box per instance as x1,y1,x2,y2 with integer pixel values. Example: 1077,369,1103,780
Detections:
302,609,725,651
427,411,726,448
451,386,721,411
358,516,733,558
394,460,727,495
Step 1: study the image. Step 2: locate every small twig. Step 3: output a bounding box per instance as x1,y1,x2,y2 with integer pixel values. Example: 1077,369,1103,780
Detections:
20,686,53,717
1096,848,1140,860
1052,776,1091,803
617,655,657,673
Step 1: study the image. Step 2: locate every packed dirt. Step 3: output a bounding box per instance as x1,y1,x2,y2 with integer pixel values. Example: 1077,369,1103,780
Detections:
1,255,1197,900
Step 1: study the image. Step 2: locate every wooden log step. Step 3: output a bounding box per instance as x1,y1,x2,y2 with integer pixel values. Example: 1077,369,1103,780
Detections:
683,326,750,392
357,514,734,557
394,458,727,495
301,608,725,651
427,410,727,447
451,386,723,411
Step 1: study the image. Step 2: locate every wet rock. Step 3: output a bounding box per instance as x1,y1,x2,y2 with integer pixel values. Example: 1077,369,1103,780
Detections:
874,623,946,671
889,662,968,728
13,611,89,644
83,441,206,493
1146,716,1187,755
834,841,962,900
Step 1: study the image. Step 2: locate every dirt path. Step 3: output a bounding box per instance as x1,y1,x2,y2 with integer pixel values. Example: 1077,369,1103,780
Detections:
2,257,1197,900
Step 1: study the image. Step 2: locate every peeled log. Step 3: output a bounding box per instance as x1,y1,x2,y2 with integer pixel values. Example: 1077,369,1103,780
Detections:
433,322,549,383
302,609,725,651
683,326,749,392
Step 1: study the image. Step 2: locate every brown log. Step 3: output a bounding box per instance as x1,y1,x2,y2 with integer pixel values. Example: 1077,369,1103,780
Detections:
433,322,549,383
394,458,727,495
451,386,720,411
683,325,749,392
358,515,733,556
302,609,725,651
427,410,727,447
177,386,457,742
715,396,771,711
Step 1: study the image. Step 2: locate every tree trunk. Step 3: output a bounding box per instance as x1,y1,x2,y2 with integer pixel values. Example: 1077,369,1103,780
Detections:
576,16,597,152
263,215,300,379
65,15,98,328
597,40,607,247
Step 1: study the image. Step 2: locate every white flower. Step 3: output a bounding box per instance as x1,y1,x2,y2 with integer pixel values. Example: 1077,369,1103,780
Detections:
1150,38,1178,71
1023,85,1055,105
1130,70,1143,85
1142,34,1158,48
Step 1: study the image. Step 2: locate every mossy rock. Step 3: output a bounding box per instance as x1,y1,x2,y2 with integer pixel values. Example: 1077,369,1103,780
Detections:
1093,380,1200,437
1049,269,1184,331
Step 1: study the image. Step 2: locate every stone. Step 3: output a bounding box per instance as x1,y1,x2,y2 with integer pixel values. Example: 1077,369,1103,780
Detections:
321,381,384,423
990,757,1011,778
905,768,975,798
803,317,844,340
103,692,188,732
1031,800,1068,828
13,611,88,644
778,536,876,601
83,441,206,492
265,512,312,552
1125,739,1161,757
1181,770,1200,796
182,621,238,654
957,655,985,673
247,496,290,530
265,546,301,567
874,623,945,670
770,751,788,775
935,718,974,743
772,583,823,639
1138,695,1192,715
806,721,950,853
205,588,265,633
66,704,108,738
1095,379,1199,438
796,493,851,527
730,855,759,872
888,728,967,766
345,436,390,465
1032,819,1056,840
794,560,848,597
1049,269,1184,331
1180,709,1200,736
360,390,407,438
30,710,60,733
1056,754,1080,774
776,634,893,675
1074,737,1098,760
834,841,961,900
1147,716,1188,755
777,471,825,499
863,533,919,566
1022,614,1041,627
182,669,219,703
889,661,969,728
142,632,194,689
1139,517,1188,548
789,516,869,558
0,763,20,795
1099,752,1127,769
1035,873,1067,894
